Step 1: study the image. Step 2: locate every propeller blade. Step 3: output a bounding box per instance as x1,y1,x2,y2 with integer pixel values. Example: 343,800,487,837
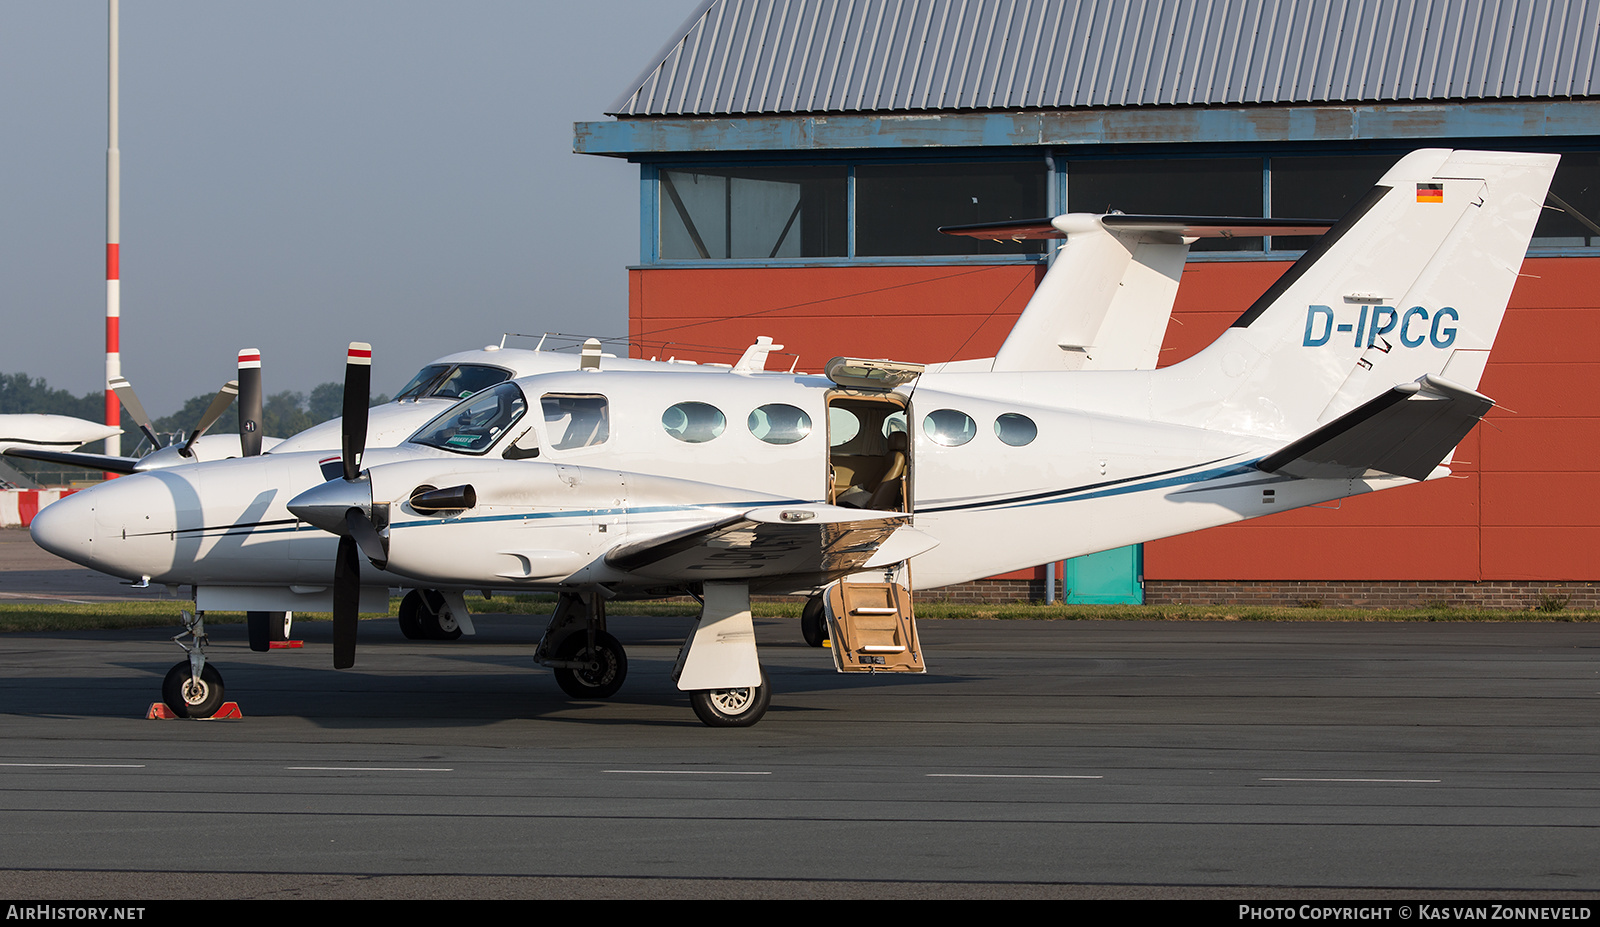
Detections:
180,380,239,456
342,342,372,482
345,506,388,570
108,376,161,449
409,484,477,513
237,349,263,458
332,534,360,669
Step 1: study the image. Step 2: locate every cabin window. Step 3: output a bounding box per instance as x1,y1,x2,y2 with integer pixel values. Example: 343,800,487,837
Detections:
923,409,976,448
542,394,610,449
662,401,726,443
411,382,528,455
748,404,812,445
994,413,1037,447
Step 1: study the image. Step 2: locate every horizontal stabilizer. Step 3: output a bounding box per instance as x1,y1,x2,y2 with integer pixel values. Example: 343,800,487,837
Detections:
1257,375,1494,481
940,215,1334,241
2,447,142,474
606,504,914,582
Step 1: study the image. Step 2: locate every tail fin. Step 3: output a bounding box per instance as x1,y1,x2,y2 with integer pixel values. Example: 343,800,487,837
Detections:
941,215,1333,372
1153,150,1557,439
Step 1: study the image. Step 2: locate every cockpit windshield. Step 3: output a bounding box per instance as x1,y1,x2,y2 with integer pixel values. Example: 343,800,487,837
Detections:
395,364,512,401
410,381,528,455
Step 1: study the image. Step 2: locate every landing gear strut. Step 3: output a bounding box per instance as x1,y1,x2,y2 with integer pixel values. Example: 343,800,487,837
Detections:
162,609,225,718
537,590,628,699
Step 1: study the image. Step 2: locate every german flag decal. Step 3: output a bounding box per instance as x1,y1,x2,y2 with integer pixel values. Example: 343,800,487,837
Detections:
1416,183,1444,203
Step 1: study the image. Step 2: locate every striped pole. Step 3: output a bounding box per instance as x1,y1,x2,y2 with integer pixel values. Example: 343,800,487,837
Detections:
105,0,121,465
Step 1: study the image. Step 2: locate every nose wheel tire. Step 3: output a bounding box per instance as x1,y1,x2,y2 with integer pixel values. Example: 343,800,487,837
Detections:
690,669,771,727
552,631,628,699
161,662,225,719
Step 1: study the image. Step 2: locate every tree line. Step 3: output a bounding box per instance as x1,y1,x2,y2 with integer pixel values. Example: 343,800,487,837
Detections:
0,372,390,451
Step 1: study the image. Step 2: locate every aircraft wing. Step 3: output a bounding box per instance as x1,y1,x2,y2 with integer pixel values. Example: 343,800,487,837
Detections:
605,505,937,586
1257,375,1495,481
2,447,142,474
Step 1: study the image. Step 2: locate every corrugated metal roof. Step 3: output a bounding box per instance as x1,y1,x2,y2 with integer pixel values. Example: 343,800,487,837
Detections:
609,0,1600,116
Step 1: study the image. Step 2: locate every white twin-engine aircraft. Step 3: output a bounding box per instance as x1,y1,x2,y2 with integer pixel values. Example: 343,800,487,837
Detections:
31,149,1553,727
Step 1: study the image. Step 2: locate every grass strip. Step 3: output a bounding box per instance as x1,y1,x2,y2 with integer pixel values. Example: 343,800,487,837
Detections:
0,594,1593,633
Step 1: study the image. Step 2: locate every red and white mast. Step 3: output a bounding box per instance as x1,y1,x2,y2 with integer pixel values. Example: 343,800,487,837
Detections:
104,0,121,460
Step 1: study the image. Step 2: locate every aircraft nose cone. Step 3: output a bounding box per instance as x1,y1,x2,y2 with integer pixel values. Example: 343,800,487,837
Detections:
28,488,95,567
288,477,372,534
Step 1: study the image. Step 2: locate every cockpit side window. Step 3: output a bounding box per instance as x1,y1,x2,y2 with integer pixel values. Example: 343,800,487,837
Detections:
411,381,528,454
542,394,609,449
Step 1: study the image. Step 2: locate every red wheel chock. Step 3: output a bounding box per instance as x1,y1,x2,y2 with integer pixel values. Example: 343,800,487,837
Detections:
145,701,243,720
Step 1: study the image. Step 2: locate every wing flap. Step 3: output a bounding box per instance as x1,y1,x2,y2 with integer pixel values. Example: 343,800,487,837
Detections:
1258,375,1494,481
605,505,916,582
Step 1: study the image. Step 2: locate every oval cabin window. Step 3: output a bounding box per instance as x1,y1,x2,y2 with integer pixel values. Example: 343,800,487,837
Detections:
994,413,1038,447
749,404,812,445
923,409,977,447
662,402,727,443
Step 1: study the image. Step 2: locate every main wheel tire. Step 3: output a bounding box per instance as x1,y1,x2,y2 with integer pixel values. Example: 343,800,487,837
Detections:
161,661,225,719
401,589,462,641
247,611,271,652
800,594,827,648
397,590,426,640
552,631,628,699
690,668,771,728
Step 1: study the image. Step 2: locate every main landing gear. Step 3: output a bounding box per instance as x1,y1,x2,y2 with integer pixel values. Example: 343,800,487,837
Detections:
536,591,629,699
162,609,225,718
538,585,773,727
398,589,463,640
675,582,771,728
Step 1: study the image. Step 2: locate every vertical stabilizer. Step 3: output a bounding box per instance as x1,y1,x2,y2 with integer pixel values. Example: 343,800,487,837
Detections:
992,215,1187,372
1151,150,1556,440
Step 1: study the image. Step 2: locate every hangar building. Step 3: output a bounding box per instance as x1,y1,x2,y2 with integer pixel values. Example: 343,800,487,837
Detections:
575,0,1600,607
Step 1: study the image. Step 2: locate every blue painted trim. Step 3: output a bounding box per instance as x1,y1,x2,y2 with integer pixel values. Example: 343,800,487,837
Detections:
575,102,1600,156
640,164,658,264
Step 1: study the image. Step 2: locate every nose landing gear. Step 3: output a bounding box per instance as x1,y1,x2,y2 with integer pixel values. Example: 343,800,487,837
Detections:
161,609,228,718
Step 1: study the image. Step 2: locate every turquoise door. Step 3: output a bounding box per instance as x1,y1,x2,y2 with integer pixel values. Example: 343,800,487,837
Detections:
1063,545,1143,604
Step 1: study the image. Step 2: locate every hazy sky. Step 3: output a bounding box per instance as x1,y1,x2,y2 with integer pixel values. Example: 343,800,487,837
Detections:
0,0,702,414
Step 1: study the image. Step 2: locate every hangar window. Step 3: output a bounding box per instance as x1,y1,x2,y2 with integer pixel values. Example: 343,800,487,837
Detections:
1067,158,1264,252
659,166,846,260
855,162,1048,257
1269,155,1399,251
1533,152,1600,250
662,401,726,443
